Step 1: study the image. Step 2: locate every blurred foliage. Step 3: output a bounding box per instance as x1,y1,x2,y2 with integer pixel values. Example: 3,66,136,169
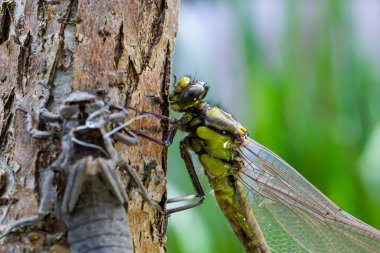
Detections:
167,1,380,252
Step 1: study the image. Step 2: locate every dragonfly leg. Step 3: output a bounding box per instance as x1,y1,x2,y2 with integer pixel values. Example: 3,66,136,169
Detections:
39,108,60,123
106,104,130,123
167,194,200,203
19,105,59,140
165,139,205,214
105,108,139,146
164,126,178,145
106,107,176,146
123,162,164,215
123,107,181,146
51,135,72,171
108,110,128,123
25,112,55,139
61,160,87,214
0,170,55,239
130,125,178,146
99,159,127,204
126,107,178,124
112,131,139,146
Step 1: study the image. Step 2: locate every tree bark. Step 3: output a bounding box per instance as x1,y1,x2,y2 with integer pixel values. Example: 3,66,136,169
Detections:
0,0,179,252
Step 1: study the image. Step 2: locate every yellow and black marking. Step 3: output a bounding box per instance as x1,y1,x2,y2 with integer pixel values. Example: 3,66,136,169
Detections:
166,76,270,253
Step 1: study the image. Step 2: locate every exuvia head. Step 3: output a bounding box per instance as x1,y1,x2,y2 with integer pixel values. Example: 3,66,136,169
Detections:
169,76,209,112
59,91,105,122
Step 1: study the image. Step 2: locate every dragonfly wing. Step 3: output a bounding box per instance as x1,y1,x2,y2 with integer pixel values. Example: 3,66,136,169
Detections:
237,138,380,253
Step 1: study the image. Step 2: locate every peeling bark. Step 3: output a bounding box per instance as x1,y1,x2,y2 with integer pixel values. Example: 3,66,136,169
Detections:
0,0,179,252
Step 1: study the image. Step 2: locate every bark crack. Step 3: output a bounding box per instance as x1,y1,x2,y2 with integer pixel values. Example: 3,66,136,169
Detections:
16,32,31,94
0,0,14,45
114,22,124,69
150,0,166,50
159,42,171,165
0,88,15,150
48,0,78,88
157,42,171,214
51,0,78,96
0,166,7,196
125,57,140,107
140,0,167,71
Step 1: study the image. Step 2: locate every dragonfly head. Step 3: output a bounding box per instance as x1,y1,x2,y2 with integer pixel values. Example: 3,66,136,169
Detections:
59,92,105,124
169,76,209,112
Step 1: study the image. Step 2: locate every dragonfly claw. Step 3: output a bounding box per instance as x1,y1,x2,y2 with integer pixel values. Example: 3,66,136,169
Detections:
236,127,248,138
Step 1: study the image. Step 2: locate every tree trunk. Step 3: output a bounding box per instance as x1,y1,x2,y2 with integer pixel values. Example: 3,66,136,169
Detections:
0,0,179,252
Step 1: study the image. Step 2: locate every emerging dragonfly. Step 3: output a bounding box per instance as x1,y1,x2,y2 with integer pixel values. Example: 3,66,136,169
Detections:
134,76,380,253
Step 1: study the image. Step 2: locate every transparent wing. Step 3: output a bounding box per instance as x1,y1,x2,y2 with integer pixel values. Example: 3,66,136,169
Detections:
237,138,380,253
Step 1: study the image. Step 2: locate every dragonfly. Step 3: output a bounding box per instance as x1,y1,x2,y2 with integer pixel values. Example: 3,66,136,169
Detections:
132,76,380,253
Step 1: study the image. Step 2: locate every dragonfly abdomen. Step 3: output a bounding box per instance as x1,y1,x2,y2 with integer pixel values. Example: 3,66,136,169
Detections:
197,145,270,253
64,158,133,253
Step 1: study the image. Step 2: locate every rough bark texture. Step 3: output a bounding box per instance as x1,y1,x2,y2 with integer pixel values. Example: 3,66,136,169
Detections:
0,0,179,252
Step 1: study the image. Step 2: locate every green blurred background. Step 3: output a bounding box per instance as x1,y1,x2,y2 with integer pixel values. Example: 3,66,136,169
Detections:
167,1,380,252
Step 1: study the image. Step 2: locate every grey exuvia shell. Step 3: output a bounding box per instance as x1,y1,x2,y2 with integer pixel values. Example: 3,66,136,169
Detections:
1,90,142,253
64,158,133,253
64,91,97,104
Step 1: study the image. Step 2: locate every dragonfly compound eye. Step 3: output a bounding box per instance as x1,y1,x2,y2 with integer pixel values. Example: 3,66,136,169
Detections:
179,84,207,109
